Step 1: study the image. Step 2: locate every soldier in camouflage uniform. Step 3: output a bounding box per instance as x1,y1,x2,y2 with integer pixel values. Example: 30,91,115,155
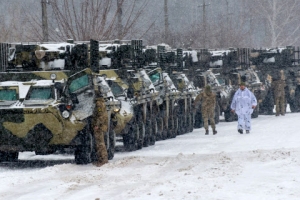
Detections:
271,72,286,116
92,97,108,166
194,85,217,135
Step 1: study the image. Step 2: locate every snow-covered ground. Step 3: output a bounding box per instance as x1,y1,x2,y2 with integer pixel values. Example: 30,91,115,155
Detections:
1,112,300,200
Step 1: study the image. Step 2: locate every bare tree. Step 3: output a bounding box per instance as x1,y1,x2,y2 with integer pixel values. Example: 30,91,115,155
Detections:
24,0,155,42
252,0,300,47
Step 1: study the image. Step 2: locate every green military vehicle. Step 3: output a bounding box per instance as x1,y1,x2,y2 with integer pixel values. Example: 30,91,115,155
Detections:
193,69,234,125
0,68,120,164
7,42,75,71
249,46,300,113
147,67,181,139
99,68,160,151
170,72,197,134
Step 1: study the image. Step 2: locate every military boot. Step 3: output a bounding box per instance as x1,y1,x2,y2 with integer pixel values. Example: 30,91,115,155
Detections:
238,129,243,134
213,129,217,135
205,129,209,135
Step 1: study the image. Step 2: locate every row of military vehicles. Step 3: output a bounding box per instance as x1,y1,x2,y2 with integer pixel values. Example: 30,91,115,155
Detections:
0,39,300,164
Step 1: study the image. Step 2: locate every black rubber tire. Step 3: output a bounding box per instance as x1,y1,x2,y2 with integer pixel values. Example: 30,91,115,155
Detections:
150,118,157,145
224,109,235,122
74,131,94,164
143,119,151,147
123,122,138,152
214,105,220,124
194,109,203,128
74,119,97,165
251,103,259,118
156,117,164,141
106,129,116,160
137,121,145,150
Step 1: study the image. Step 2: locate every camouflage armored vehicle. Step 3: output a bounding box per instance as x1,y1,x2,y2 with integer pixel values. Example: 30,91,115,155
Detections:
99,68,160,151
170,72,198,133
194,48,265,121
147,67,181,139
0,68,120,164
193,69,234,125
7,42,75,71
249,46,300,113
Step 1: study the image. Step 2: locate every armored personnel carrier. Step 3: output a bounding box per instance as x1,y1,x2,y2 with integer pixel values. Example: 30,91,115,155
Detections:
147,67,181,139
99,68,159,151
0,68,120,164
249,46,300,113
193,69,234,125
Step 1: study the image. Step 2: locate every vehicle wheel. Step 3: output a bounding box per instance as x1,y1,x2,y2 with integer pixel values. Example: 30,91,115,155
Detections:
177,114,185,134
156,117,163,140
0,151,19,162
137,121,145,149
105,128,116,160
194,109,203,128
260,89,274,115
75,122,95,165
290,86,300,112
224,109,235,122
251,103,259,118
150,118,157,145
143,119,152,147
189,112,194,133
214,105,220,124
167,117,176,138
123,122,138,151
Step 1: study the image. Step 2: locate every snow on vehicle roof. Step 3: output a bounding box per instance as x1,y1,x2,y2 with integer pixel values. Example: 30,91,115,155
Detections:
39,43,75,53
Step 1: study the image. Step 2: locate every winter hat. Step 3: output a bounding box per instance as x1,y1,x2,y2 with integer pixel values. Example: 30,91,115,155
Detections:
205,85,211,93
239,82,246,86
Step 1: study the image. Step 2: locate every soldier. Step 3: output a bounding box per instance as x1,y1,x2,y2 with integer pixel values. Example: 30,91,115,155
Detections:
92,97,109,167
194,85,217,135
231,82,257,134
271,72,286,116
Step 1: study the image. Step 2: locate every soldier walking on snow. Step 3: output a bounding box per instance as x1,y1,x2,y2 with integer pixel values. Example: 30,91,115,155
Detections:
231,82,257,134
92,97,108,167
271,71,286,116
194,85,217,135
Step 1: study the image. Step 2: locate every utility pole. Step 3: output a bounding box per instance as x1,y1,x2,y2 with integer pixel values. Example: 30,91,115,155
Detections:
41,0,49,42
226,0,229,47
199,0,210,48
117,0,123,39
164,0,169,43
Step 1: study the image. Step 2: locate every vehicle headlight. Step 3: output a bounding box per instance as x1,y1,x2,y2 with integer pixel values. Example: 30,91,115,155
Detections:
50,73,57,80
62,110,70,118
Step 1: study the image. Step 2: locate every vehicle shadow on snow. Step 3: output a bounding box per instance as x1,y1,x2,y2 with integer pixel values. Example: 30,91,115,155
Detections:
0,159,75,169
